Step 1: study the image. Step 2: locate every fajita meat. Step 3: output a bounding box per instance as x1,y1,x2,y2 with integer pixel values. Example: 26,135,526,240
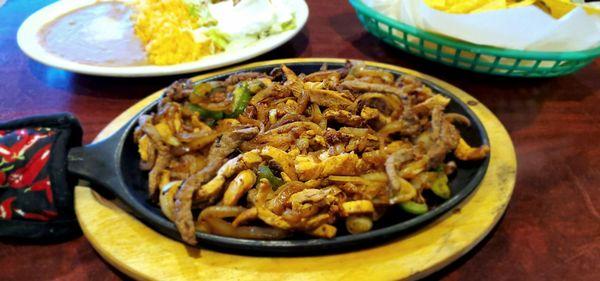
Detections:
134,61,489,245
173,127,258,245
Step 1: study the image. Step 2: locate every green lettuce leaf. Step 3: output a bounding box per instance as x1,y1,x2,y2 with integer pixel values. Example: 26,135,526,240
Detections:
205,28,231,49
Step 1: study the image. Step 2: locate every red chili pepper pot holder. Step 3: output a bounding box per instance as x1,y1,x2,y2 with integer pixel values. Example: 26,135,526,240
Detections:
0,113,82,240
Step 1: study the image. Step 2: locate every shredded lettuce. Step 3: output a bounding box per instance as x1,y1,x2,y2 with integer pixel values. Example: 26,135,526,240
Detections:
187,1,217,27
279,15,297,32
253,14,296,39
267,14,296,38
186,0,297,50
205,28,231,50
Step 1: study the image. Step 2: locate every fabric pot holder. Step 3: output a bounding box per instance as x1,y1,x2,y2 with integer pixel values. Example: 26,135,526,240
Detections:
0,113,82,240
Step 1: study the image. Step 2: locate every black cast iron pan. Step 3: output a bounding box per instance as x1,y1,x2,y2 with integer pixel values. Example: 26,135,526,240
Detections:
66,61,490,255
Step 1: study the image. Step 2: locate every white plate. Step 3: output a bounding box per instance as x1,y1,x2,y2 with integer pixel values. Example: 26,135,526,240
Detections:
17,0,308,77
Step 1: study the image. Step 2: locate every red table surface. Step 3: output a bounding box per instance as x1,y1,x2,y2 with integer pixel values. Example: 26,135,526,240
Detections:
1,1,599,280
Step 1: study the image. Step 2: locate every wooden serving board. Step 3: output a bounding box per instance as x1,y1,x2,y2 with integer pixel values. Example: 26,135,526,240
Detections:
74,58,517,281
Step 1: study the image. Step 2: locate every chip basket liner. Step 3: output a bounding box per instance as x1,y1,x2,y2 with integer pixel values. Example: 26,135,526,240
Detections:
349,0,600,77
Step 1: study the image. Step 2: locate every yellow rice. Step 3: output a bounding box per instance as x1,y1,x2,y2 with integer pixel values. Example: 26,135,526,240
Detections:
134,0,219,65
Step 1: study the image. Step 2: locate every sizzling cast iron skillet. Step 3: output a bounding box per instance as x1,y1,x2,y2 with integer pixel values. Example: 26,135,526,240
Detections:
67,61,490,255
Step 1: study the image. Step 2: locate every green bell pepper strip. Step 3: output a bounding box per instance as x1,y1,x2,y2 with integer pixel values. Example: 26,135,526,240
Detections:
192,82,212,97
257,165,284,188
434,164,444,173
188,82,253,122
226,82,252,118
400,201,429,215
187,103,224,120
246,80,265,93
431,173,451,199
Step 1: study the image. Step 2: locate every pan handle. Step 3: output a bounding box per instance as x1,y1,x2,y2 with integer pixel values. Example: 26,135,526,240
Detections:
66,125,182,242
66,127,126,198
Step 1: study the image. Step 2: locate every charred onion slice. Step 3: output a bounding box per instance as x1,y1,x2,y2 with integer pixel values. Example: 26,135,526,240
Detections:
134,61,489,244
